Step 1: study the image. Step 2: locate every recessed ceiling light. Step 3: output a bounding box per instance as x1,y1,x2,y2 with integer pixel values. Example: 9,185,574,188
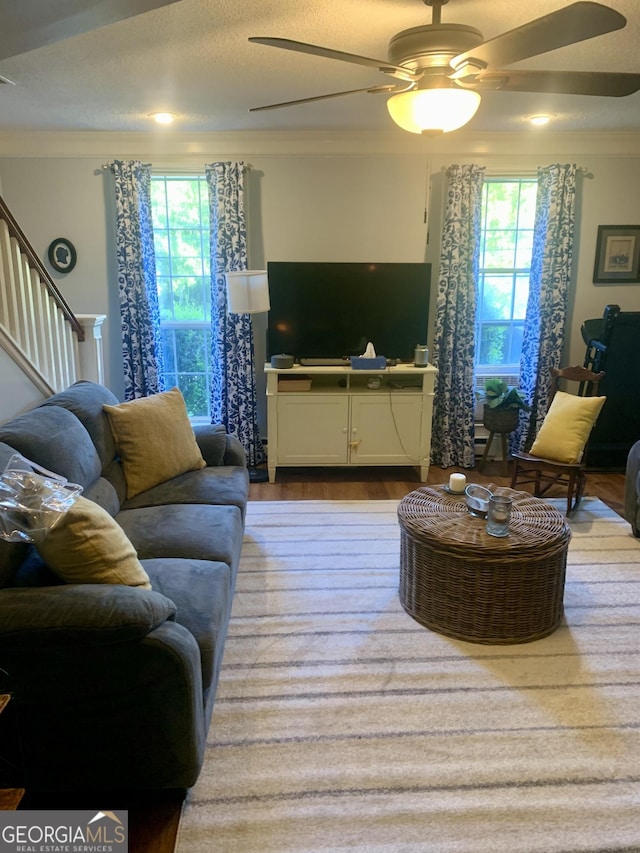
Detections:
149,112,177,125
529,114,552,126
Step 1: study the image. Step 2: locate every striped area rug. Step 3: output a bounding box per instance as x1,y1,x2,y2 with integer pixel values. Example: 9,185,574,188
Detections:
176,497,640,853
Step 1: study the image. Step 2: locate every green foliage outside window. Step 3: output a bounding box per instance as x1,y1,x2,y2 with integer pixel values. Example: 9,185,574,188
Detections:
477,179,537,371
152,176,212,419
161,327,212,418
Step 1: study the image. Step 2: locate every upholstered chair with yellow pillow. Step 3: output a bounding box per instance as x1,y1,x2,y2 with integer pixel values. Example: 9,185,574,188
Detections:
511,366,606,516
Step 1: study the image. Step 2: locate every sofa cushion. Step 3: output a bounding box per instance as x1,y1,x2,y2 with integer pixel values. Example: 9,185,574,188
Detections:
193,425,246,468
0,406,101,490
104,387,206,499
82,476,121,517
530,391,607,464
191,424,228,466
117,503,243,568
39,381,120,470
37,496,151,589
0,585,175,648
102,459,128,506
121,465,249,516
142,557,231,696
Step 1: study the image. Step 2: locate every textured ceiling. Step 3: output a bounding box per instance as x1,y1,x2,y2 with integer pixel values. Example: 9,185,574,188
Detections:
0,0,639,134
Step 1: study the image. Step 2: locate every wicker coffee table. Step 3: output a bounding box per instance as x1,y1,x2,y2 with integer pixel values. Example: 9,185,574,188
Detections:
397,486,571,644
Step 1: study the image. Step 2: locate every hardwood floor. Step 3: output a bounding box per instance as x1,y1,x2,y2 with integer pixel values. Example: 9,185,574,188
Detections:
19,462,627,852
249,462,627,518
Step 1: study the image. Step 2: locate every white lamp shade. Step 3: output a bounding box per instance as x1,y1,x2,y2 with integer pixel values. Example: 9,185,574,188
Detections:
387,87,481,134
225,270,270,314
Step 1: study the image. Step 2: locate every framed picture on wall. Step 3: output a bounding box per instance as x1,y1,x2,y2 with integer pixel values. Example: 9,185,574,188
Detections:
593,224,640,284
47,237,77,273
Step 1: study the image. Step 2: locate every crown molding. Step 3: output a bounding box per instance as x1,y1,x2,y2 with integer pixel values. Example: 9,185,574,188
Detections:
1,129,640,160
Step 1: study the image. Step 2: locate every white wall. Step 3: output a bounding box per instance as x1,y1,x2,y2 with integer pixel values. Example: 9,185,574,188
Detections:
1,129,639,424
0,157,123,400
564,155,640,367
0,347,46,422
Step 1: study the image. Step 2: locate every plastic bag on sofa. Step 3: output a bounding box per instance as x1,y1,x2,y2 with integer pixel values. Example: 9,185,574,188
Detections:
0,453,82,543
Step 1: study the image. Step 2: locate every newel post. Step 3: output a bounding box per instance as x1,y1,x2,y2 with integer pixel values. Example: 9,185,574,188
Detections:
75,314,107,385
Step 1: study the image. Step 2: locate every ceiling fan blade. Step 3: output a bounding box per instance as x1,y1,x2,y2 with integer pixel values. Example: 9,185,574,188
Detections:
465,70,640,97
249,37,420,82
0,0,182,61
451,2,626,75
250,83,413,112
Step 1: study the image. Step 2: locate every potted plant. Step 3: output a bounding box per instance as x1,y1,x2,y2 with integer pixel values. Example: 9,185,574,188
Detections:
481,378,531,433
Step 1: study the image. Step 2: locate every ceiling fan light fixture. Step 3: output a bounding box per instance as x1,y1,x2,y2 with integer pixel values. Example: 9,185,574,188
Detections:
529,114,552,126
386,87,481,134
149,111,177,125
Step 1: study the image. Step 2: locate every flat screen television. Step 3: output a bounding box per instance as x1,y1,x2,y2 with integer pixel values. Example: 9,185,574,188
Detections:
266,261,431,364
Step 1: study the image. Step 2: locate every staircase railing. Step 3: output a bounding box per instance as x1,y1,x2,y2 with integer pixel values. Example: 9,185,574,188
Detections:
0,194,104,396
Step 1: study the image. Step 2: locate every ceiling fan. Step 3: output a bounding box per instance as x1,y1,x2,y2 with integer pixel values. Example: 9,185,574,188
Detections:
0,0,182,62
249,0,640,133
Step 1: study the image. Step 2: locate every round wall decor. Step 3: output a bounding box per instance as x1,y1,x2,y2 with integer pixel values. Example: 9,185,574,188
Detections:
48,238,77,273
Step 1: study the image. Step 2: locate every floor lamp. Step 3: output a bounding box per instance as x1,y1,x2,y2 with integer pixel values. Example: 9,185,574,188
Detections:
225,270,270,483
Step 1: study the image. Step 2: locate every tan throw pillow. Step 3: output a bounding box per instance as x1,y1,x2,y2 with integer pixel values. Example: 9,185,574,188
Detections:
104,387,206,499
37,496,151,588
530,391,606,464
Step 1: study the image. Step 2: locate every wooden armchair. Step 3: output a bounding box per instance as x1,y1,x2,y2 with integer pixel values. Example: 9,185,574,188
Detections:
510,366,605,516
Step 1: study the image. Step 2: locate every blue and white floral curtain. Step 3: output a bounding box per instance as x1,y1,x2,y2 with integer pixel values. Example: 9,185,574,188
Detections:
205,162,265,468
431,164,485,469
112,160,165,399
512,163,578,451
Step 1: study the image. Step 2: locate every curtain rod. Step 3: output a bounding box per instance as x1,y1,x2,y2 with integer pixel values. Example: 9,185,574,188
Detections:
440,164,592,177
102,161,591,176
101,163,205,173
100,163,252,172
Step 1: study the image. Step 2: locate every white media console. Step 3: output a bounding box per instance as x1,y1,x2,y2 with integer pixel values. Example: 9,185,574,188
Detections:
264,363,437,483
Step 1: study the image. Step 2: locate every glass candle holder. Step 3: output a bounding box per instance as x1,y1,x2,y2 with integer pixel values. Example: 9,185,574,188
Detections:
486,494,513,537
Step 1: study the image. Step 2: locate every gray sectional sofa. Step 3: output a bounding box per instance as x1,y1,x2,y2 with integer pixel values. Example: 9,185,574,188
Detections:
0,381,249,792
624,439,640,537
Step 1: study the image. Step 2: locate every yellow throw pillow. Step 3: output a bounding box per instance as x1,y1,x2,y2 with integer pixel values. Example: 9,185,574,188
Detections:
530,391,606,464
104,387,206,499
37,496,151,588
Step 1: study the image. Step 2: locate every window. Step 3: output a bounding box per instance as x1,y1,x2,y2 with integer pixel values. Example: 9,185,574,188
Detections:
151,176,212,420
476,178,537,375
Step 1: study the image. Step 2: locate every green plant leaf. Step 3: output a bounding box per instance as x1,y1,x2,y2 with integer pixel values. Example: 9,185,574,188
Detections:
482,379,531,411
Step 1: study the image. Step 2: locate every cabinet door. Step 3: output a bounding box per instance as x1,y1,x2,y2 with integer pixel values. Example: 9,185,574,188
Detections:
277,394,349,464
350,395,423,464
